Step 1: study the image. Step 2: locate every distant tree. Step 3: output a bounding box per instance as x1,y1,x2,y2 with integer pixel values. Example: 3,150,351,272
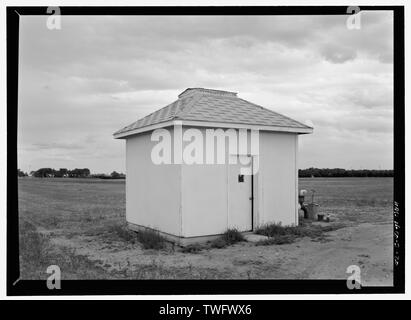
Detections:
110,171,120,178
299,168,393,178
68,168,90,178
54,168,68,178
17,169,28,177
31,168,92,178
33,168,55,178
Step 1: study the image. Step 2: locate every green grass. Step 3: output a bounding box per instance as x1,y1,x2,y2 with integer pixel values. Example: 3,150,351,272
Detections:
180,229,247,251
209,228,246,248
181,244,203,254
108,223,168,250
255,235,296,245
135,229,167,250
19,219,113,279
221,228,246,244
299,177,393,223
108,224,138,243
254,222,345,246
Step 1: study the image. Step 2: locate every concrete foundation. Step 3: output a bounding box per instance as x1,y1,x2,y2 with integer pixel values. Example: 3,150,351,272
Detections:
128,222,256,247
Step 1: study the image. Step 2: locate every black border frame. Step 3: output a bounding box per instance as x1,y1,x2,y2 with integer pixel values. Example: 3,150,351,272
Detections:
7,5,405,296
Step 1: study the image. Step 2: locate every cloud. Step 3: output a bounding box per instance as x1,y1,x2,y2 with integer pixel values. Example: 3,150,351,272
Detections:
31,142,84,151
320,43,357,63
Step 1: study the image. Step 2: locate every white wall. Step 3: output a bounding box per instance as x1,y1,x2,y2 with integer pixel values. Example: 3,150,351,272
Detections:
181,163,228,237
181,127,229,237
125,129,182,236
257,132,298,226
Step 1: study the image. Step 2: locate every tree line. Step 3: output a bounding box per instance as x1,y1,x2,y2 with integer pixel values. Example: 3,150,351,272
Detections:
18,168,125,179
18,167,393,179
298,167,393,178
29,168,90,178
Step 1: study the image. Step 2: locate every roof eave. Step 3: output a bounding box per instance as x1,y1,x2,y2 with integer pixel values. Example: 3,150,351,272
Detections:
180,120,313,134
113,120,175,139
113,120,313,139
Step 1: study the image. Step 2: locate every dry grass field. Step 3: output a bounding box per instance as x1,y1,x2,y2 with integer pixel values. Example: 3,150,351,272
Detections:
18,177,393,284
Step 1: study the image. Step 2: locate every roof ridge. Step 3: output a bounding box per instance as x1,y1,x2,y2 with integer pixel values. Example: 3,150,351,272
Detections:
178,88,237,98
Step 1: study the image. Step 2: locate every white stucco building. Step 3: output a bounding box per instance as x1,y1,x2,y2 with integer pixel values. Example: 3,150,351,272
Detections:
114,88,313,244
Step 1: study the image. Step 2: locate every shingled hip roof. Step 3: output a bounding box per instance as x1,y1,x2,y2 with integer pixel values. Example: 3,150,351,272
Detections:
114,88,313,138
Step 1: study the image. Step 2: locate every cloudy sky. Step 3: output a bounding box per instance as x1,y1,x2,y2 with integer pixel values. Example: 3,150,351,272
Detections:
18,12,393,174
